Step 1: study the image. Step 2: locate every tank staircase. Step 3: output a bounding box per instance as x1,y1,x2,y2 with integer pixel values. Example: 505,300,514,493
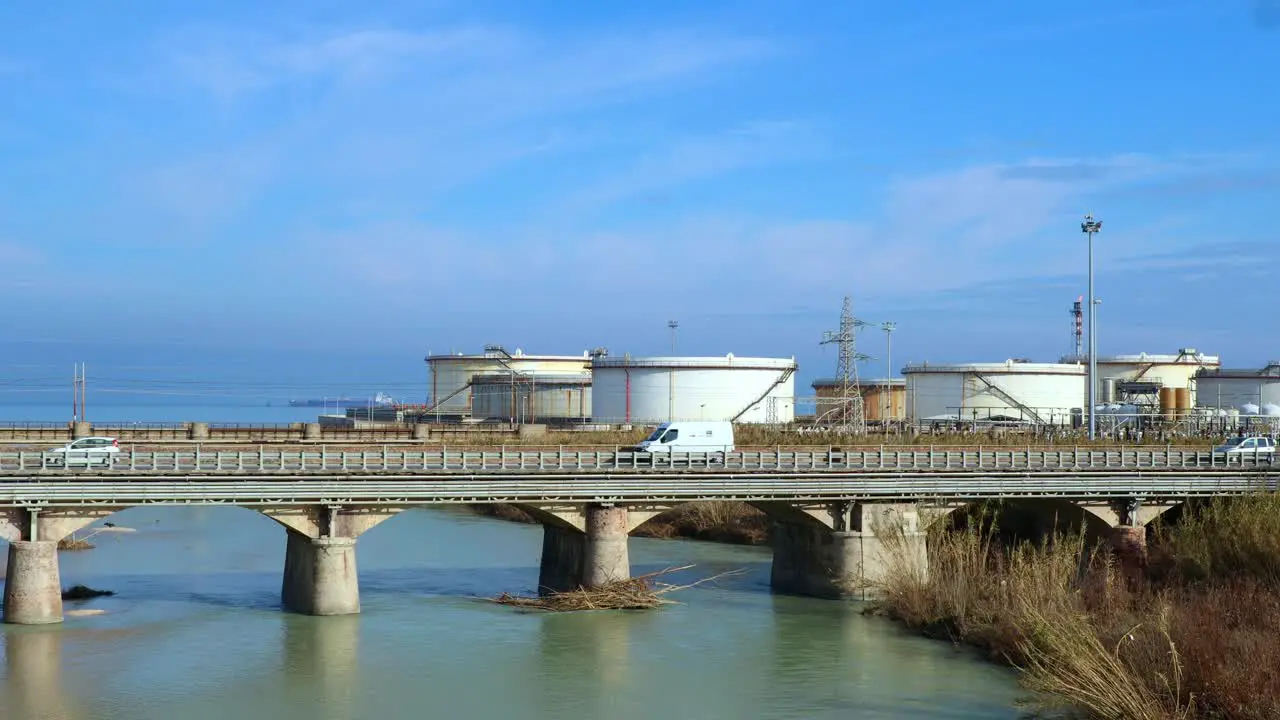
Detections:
423,380,474,417
731,367,796,423
972,374,1045,424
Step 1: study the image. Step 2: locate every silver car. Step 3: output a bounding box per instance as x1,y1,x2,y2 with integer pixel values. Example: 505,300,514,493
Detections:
47,437,120,467
1212,436,1276,459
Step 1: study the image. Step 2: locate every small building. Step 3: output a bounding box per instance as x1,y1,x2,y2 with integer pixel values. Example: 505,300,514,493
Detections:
811,378,906,423
1194,362,1280,413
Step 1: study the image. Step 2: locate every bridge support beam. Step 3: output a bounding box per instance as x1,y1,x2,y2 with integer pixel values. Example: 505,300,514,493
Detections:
771,503,928,600
538,524,586,593
536,503,630,593
1108,498,1149,574
3,541,63,625
282,531,360,616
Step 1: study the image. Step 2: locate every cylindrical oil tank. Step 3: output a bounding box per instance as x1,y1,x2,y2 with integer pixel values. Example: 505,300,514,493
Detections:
1061,349,1220,406
902,361,1085,425
1102,377,1117,403
425,350,591,415
590,354,797,424
1159,387,1176,420
1174,387,1191,417
1192,362,1280,411
811,378,906,423
470,373,592,424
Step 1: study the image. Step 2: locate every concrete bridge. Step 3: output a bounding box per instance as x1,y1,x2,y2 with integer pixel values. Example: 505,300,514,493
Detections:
1,447,1274,625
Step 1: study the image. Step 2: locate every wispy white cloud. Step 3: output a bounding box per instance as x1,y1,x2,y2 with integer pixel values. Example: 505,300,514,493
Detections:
87,21,774,244
555,121,824,216
156,23,771,112
162,25,520,101
275,149,1269,315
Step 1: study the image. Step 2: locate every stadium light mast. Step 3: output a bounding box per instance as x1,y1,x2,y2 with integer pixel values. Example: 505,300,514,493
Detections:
1081,214,1103,440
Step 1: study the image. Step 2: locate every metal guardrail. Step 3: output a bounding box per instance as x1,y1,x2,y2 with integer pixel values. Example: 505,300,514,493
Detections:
0,476,1276,508
0,448,1274,475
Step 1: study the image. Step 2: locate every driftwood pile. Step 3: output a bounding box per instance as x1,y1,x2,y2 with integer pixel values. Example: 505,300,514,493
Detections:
492,565,742,612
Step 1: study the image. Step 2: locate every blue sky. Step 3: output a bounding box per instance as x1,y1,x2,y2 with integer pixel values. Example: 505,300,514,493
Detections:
1,0,1278,393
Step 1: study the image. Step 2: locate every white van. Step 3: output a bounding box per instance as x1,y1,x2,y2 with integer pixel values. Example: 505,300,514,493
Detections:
634,421,735,453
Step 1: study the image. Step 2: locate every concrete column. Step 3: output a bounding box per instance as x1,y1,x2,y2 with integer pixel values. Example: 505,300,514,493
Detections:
281,531,360,616
71,421,91,439
771,522,851,598
3,541,63,625
1110,525,1147,572
189,422,210,440
303,423,322,441
583,504,630,587
770,521,928,600
411,423,429,441
538,524,586,594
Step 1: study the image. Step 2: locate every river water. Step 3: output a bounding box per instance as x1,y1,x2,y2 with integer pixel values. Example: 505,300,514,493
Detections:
1,506,1029,719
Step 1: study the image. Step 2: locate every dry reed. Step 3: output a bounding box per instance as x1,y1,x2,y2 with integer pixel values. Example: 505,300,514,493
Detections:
870,493,1280,718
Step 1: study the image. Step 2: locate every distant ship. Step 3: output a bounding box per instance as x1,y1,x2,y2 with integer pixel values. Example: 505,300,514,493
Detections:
289,392,396,409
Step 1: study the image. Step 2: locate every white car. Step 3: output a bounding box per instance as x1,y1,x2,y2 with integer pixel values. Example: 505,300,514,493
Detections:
48,437,120,467
1212,436,1276,457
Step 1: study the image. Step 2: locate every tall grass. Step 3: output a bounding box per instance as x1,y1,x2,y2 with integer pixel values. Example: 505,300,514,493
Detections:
870,494,1280,719
1151,494,1280,587
634,502,771,545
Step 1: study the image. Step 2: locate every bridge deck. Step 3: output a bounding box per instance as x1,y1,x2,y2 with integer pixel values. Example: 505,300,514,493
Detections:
0,448,1272,475
0,448,1274,507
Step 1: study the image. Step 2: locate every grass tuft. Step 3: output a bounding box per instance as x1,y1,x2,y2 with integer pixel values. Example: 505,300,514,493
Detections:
869,493,1280,719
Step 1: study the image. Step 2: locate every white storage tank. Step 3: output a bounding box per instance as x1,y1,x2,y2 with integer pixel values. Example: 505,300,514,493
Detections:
904,360,1086,425
590,354,797,424
1061,348,1220,405
470,373,592,424
1194,362,1280,411
424,349,591,416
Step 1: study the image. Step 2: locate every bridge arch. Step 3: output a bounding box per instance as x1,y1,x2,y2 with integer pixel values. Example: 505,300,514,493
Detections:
933,498,1116,548
0,503,408,544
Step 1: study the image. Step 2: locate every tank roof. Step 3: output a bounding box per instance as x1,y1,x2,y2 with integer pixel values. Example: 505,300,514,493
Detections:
903,361,1086,375
425,351,590,362
1059,351,1220,364
812,377,905,387
591,354,796,369
1196,362,1280,379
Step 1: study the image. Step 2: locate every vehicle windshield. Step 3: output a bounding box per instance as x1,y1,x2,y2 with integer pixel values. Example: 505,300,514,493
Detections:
1219,437,1245,448
645,425,669,442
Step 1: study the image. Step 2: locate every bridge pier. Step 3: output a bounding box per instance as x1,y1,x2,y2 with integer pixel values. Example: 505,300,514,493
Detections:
536,504,630,593
770,503,928,600
3,541,63,625
538,524,586,593
584,504,630,587
281,531,360,616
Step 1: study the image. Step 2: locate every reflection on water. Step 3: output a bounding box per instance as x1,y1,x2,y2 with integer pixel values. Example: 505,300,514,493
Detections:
3,628,83,720
1,507,1025,719
280,616,360,720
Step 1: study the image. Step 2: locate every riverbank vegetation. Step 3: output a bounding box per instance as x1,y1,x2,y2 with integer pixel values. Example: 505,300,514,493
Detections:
868,496,1280,719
